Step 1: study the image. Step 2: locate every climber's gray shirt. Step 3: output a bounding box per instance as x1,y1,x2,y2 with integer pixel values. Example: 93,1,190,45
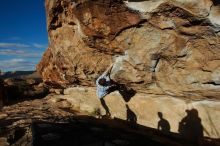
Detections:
96,70,114,99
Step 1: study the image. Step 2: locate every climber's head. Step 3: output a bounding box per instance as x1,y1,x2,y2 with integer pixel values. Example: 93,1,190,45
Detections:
98,78,107,86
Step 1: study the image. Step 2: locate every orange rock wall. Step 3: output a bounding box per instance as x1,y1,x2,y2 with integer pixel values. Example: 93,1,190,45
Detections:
37,0,220,99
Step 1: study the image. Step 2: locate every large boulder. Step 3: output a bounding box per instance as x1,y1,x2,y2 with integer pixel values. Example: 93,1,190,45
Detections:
37,0,220,139
37,0,220,99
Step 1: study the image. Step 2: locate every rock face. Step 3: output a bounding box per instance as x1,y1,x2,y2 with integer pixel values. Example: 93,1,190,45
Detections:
50,87,220,139
38,0,141,86
38,0,220,99
37,0,220,139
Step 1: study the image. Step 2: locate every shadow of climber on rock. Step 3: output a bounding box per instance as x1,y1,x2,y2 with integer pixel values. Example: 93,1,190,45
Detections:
178,109,203,143
126,104,137,124
157,112,170,134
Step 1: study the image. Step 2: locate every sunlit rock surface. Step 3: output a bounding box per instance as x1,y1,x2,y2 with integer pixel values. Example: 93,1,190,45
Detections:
49,87,220,139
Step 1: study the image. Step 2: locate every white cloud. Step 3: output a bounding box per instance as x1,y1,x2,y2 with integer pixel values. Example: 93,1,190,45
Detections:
0,49,42,58
32,43,48,49
0,43,30,48
0,41,46,71
0,49,25,54
0,42,48,49
0,59,36,71
7,37,22,41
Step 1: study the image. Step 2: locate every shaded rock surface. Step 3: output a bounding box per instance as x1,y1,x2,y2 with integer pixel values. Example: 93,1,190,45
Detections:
3,78,48,105
0,95,75,146
0,71,39,79
37,0,220,100
31,119,170,146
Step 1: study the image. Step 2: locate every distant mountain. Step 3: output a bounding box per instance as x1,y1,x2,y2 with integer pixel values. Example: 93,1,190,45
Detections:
0,71,41,79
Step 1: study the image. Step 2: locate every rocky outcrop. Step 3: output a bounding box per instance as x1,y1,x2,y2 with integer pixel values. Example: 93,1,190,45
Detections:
38,0,141,86
38,0,220,99
37,0,220,139
2,77,48,104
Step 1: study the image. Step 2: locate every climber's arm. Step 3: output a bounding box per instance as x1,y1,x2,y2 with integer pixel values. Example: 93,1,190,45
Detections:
105,64,113,80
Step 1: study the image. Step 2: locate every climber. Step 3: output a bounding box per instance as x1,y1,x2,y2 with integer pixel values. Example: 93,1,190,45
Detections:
96,64,116,99
96,63,136,116
96,64,117,116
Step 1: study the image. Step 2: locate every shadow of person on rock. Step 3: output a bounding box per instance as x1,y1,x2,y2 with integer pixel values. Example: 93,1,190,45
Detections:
126,104,137,124
178,109,203,144
157,112,170,134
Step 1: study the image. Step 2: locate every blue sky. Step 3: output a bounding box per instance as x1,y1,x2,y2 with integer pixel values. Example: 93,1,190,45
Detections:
0,0,48,72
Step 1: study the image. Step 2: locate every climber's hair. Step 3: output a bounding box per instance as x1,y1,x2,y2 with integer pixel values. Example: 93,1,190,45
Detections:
98,78,107,86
